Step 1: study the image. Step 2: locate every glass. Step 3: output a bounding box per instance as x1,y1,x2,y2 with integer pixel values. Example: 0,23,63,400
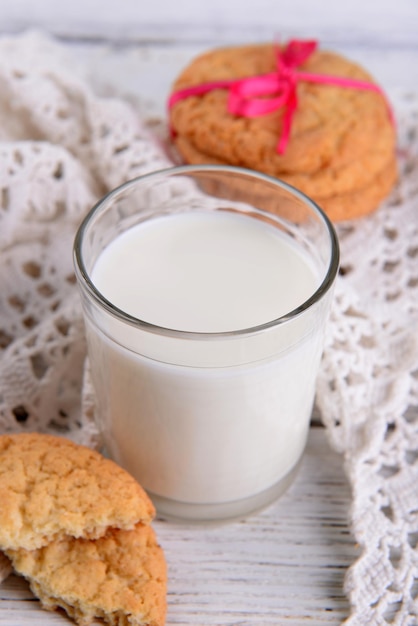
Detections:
73,165,339,522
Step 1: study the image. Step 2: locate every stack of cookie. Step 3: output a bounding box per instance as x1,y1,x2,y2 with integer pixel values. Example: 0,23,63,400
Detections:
169,43,397,222
0,433,167,626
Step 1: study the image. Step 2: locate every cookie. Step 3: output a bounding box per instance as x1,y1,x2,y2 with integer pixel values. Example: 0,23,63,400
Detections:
7,523,167,626
169,43,393,177
174,118,395,198
0,433,155,551
315,155,398,222
174,135,397,222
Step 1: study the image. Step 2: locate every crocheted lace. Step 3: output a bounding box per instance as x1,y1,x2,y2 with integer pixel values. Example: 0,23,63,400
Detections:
0,31,417,625
316,94,418,624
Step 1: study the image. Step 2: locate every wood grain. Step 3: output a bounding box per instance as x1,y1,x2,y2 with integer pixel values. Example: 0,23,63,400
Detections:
0,428,357,625
2,0,418,46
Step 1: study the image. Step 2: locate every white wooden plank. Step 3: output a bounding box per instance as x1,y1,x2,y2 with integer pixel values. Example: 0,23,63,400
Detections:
1,0,418,46
0,428,357,625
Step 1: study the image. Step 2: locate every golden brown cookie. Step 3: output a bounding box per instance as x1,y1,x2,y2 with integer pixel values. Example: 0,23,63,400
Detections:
315,155,398,222
174,136,397,222
170,43,394,177
174,116,395,199
7,523,167,626
0,433,155,551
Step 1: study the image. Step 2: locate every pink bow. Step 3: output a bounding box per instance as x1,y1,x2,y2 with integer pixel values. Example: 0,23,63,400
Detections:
227,40,317,153
168,40,393,154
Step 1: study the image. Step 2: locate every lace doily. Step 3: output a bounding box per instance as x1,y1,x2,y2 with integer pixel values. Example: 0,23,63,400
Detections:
317,94,418,624
0,30,417,625
0,31,171,446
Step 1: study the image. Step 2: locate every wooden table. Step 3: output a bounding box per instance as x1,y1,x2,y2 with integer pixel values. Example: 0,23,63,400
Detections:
1,427,357,625
0,20,417,624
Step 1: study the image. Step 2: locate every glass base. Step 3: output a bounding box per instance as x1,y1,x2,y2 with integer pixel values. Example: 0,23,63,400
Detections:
150,456,303,524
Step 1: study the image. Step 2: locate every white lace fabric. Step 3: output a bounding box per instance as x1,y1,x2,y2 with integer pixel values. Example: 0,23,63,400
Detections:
317,98,418,624
0,31,417,625
0,31,171,445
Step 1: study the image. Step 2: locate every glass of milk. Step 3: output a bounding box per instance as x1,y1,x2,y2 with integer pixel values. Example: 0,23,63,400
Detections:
73,165,339,522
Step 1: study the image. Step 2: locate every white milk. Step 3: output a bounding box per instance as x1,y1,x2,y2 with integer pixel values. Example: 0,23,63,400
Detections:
91,211,317,333
86,210,326,518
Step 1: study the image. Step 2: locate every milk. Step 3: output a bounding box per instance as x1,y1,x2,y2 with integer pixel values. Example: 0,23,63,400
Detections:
85,209,328,519
91,211,318,332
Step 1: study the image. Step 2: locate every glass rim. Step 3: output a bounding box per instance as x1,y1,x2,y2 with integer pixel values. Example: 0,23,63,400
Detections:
73,164,340,340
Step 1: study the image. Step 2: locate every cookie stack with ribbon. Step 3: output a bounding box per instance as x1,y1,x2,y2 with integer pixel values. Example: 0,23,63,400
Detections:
169,41,397,222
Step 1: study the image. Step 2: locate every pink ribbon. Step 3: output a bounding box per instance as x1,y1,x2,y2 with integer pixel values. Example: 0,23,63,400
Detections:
168,40,393,154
